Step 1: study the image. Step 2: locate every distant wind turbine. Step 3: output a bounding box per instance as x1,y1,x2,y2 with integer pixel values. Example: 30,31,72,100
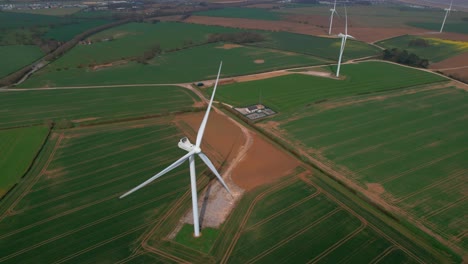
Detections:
328,0,339,35
120,62,231,238
440,0,453,33
336,6,354,78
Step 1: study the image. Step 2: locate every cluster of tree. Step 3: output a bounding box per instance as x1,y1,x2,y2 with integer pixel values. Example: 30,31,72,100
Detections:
135,44,162,64
408,38,430,48
207,32,265,44
382,48,429,68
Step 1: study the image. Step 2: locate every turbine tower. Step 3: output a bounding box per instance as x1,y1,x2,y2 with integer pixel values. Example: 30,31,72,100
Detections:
328,0,338,35
440,0,453,33
120,62,231,237
336,6,354,78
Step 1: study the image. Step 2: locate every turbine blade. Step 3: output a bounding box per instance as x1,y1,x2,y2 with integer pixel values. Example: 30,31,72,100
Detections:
120,150,195,198
345,6,348,36
195,62,223,147
198,152,231,194
333,0,337,9
334,9,340,17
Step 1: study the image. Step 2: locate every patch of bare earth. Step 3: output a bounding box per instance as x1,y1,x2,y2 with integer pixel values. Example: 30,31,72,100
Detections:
254,59,264,64
367,183,385,195
230,133,299,190
72,117,99,123
430,53,468,86
91,60,128,71
217,43,242,49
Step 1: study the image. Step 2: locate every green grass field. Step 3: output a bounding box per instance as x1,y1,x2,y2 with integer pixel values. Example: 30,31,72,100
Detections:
0,11,64,29
194,7,283,21
276,86,467,251
252,31,382,60
0,86,200,129
0,118,211,263
144,169,458,263
0,45,43,78
214,61,447,113
45,22,241,68
44,19,112,41
376,35,468,62
0,126,49,198
19,43,327,87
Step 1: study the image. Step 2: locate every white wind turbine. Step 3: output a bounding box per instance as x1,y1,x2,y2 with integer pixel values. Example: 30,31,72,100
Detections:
328,0,339,35
336,6,354,78
440,0,453,33
120,62,231,237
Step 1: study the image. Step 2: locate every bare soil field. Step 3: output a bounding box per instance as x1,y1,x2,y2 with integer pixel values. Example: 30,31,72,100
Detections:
230,133,299,190
430,52,468,69
185,16,438,43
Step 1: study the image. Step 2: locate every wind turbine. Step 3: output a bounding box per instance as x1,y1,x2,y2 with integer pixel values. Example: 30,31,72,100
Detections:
120,62,231,237
440,0,453,33
336,6,354,78
328,0,339,35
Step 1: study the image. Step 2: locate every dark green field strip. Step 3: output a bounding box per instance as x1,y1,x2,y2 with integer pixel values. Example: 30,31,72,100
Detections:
0,86,199,129
0,45,44,78
376,248,419,264
407,22,468,34
0,126,49,198
0,118,204,263
216,61,447,113
252,31,381,61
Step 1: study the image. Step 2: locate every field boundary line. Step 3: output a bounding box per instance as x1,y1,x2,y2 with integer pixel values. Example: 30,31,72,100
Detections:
245,208,342,264
423,196,468,220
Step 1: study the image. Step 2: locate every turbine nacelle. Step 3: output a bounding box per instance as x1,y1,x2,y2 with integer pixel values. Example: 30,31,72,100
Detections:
178,137,201,153
330,8,335,12
444,8,451,11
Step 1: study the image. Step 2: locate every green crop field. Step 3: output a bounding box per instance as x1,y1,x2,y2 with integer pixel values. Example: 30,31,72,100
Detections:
252,31,382,60
214,61,447,113
142,169,458,263
0,118,212,263
0,85,200,129
0,45,43,78
376,35,468,62
275,86,467,251
0,126,49,198
45,22,241,69
0,11,64,29
44,19,112,41
194,7,283,21
19,43,328,88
